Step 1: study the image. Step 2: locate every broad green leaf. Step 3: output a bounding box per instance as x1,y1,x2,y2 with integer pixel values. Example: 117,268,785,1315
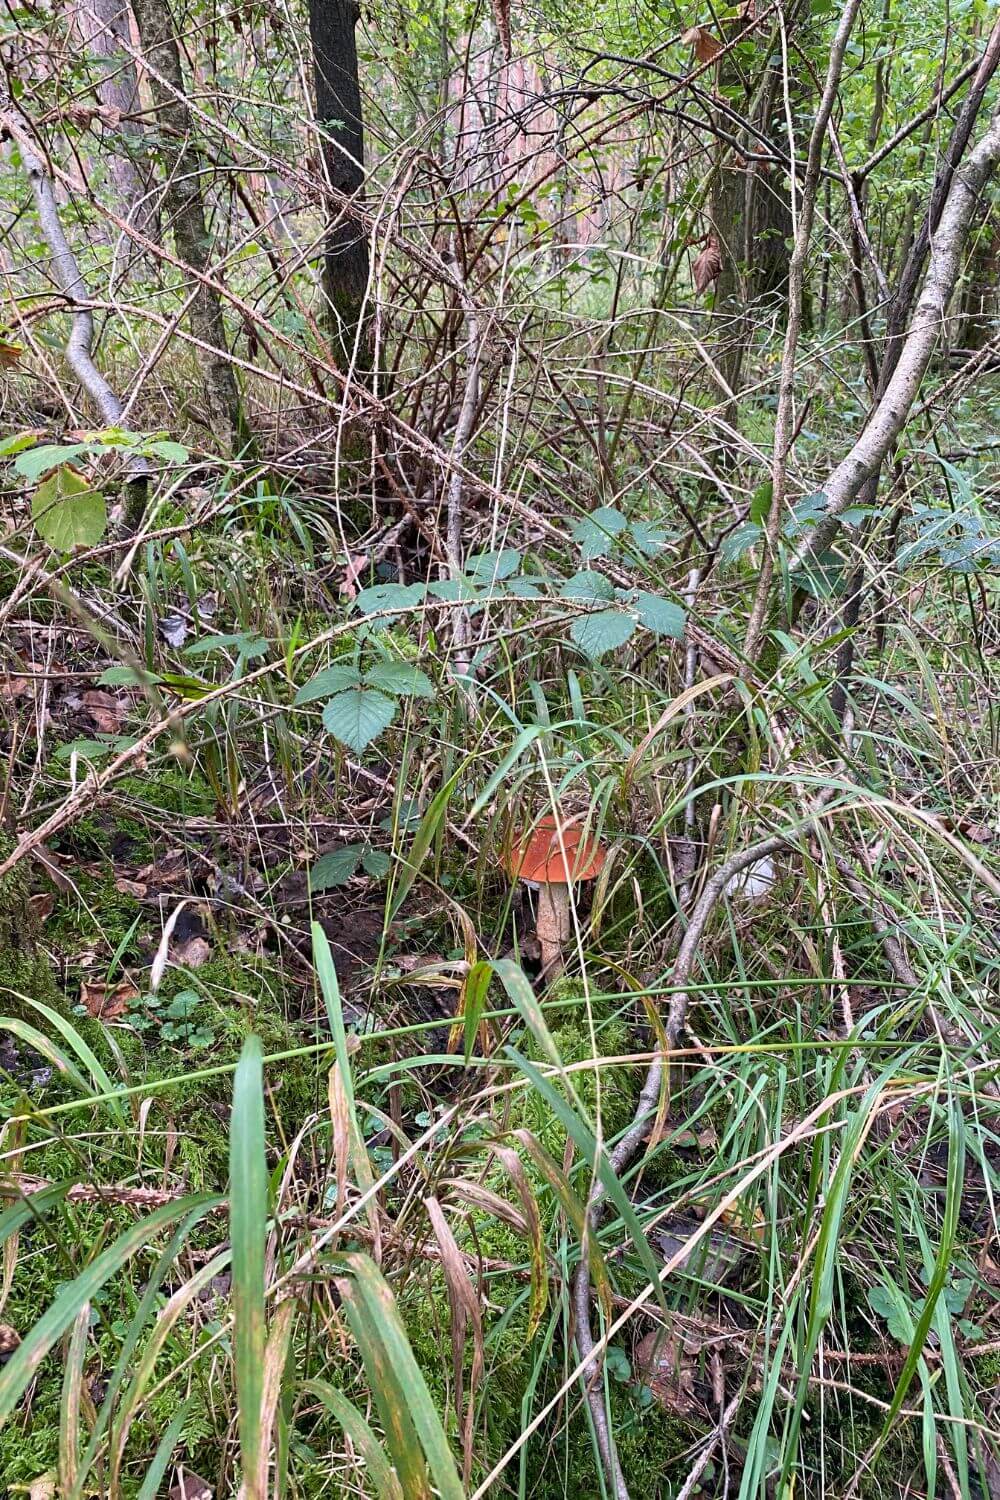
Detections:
465,547,522,581
571,506,627,561
560,569,616,603
364,662,434,698
293,664,362,705
322,689,397,752
310,845,365,889
16,444,93,482
354,583,426,616
633,591,686,639
749,481,773,525
230,1037,267,1500
185,632,268,659
31,466,106,553
427,577,481,603
361,847,391,880
629,520,670,556
96,666,162,687
720,523,761,564
570,608,637,659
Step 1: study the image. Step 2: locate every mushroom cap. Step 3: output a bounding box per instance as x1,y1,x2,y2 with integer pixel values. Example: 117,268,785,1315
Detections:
504,813,607,884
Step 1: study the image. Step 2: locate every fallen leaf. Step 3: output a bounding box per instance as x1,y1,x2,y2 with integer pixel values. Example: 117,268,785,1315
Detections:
0,1324,21,1363
0,676,32,699
80,980,137,1021
0,340,23,368
115,876,147,898
81,688,124,732
27,1476,56,1500
692,233,723,295
158,614,189,648
29,892,55,923
172,935,211,968
339,553,367,600
682,24,723,63
634,1324,708,1417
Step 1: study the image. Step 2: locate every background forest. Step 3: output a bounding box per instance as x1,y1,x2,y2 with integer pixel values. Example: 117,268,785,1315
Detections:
1,0,999,1495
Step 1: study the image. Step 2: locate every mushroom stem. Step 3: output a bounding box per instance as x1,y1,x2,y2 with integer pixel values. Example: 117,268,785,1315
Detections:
536,881,571,979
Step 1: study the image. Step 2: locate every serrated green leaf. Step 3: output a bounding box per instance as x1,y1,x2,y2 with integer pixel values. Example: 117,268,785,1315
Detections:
720,523,761,564
629,520,670,556
572,506,627,561
633,591,686,639
16,444,93,483
364,662,435,698
310,846,366,889
354,583,427,616
293,665,362,705
427,577,481,602
96,666,162,687
31,466,107,553
361,847,391,880
560,570,616,603
569,609,637,659
322,689,397,752
465,547,522,581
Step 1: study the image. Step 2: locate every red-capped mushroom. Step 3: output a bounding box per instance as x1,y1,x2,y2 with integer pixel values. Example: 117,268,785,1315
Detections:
504,812,606,978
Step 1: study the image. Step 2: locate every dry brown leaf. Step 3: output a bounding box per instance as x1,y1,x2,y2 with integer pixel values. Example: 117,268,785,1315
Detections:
339,552,367,600
682,24,723,63
29,892,55,924
635,1325,708,1418
0,1323,20,1360
0,340,23,368
0,676,32,699
114,876,147,899
80,980,137,1021
26,1476,56,1500
81,688,124,733
172,934,211,968
424,1196,484,1487
692,233,724,295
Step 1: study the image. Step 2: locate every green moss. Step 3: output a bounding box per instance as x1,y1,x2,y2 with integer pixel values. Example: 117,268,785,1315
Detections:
0,832,61,1010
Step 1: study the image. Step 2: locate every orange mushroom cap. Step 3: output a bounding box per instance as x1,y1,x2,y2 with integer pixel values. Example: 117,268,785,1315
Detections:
504,813,607,884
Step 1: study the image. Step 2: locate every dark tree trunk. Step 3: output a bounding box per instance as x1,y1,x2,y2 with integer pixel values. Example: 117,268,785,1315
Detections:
308,0,369,370
131,0,243,453
959,203,999,349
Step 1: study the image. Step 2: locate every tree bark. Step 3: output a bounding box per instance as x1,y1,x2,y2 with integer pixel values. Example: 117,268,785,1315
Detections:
307,0,369,372
131,0,243,452
791,105,1000,572
75,0,156,267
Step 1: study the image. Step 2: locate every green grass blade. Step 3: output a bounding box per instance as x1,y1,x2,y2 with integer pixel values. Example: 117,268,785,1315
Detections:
387,767,461,921
333,1252,464,1499
230,1034,268,1500
304,1380,404,1499
135,1398,194,1500
0,1193,216,1427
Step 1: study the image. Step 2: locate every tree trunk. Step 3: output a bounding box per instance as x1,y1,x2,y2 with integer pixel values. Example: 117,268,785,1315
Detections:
308,0,369,372
75,0,156,267
958,200,999,349
131,0,243,453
